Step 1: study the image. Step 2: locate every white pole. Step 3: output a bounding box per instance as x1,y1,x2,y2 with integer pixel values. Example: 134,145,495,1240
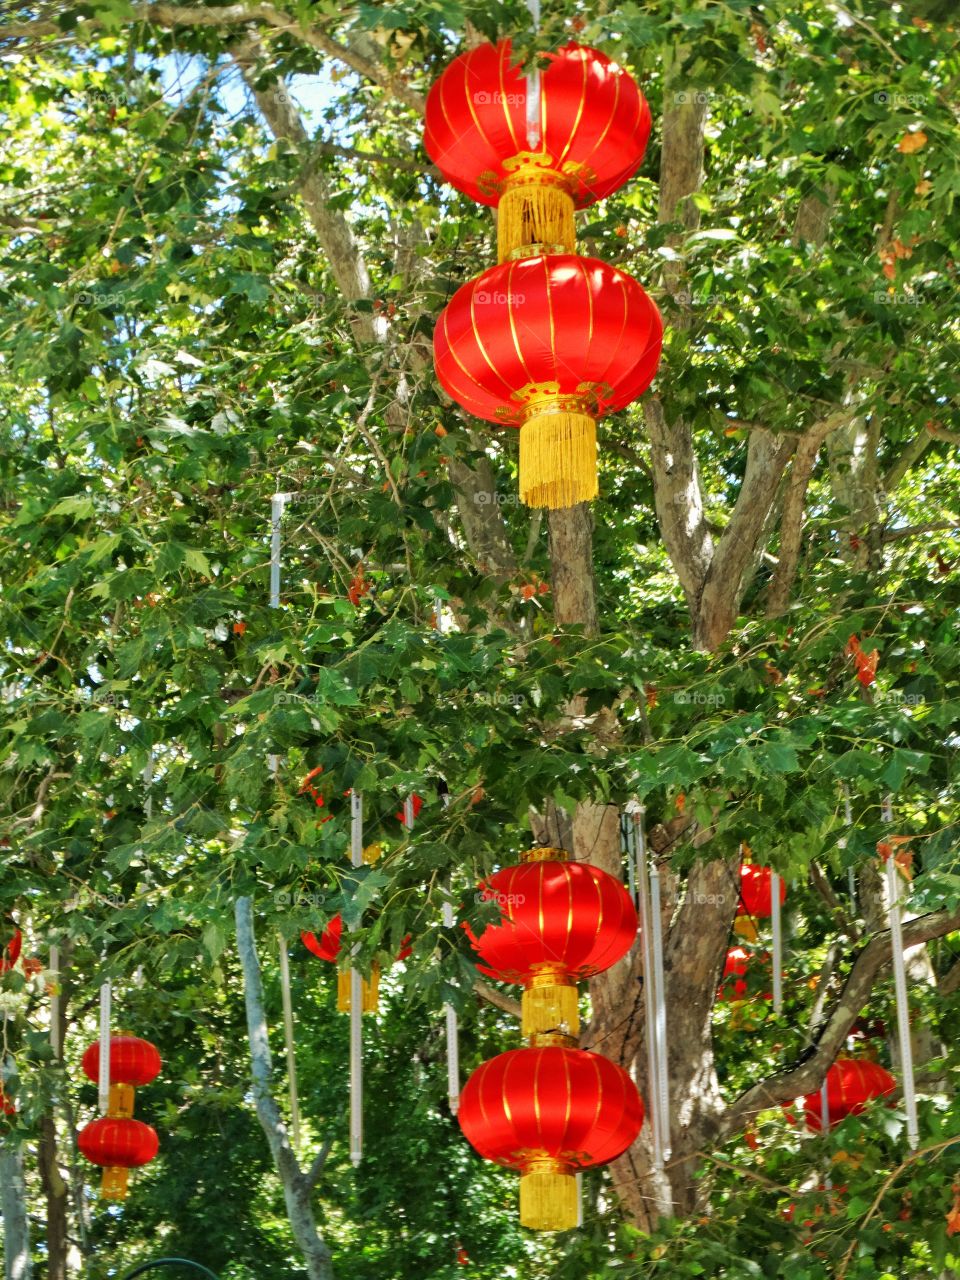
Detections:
442,900,460,1115
350,790,364,1166
635,818,662,1171
49,945,60,1059
268,491,292,776
403,794,415,831
883,795,918,1151
525,0,541,151
143,752,154,821
623,813,637,906
649,863,671,1163
98,983,111,1115
842,785,856,904
278,935,301,1150
821,1074,833,1188
771,872,783,1015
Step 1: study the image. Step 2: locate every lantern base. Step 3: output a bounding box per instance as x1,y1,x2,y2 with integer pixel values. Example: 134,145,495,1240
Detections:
520,1165,578,1231
522,983,580,1038
101,1166,129,1201
337,966,380,1014
519,410,597,509
497,172,575,263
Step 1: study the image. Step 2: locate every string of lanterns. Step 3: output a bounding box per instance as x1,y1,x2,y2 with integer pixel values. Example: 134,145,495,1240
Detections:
427,38,663,510
77,1032,162,1200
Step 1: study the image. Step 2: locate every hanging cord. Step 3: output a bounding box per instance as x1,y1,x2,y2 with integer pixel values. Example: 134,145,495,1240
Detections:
349,791,364,1167
883,794,919,1150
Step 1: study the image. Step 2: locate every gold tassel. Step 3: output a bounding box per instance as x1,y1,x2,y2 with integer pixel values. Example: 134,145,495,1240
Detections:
520,1159,578,1231
519,407,597,509
732,916,759,942
522,971,579,1038
101,1166,129,1201
337,965,380,1014
497,154,576,262
108,1083,135,1119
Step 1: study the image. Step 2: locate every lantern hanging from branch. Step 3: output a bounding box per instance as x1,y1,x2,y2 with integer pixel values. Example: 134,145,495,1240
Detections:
301,917,380,1014
802,1057,896,1131
434,254,662,509
458,1038,643,1231
425,41,651,262
0,919,22,973
737,862,787,919
79,1034,161,1199
464,847,637,1037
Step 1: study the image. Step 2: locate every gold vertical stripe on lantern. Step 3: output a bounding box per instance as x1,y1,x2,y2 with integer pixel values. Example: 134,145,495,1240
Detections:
519,401,597,509
497,155,576,262
337,965,380,1013
520,1158,578,1231
101,1166,130,1201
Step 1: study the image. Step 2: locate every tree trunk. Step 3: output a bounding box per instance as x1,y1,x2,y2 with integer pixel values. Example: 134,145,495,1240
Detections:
235,899,337,1280
36,1116,67,1280
1,1143,33,1280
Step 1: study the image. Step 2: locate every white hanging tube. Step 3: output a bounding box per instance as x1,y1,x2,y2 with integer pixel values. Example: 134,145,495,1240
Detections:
842,785,855,904
525,0,542,150
403,794,415,831
771,872,783,1015
49,945,60,1059
349,791,364,1166
635,820,662,1171
442,901,461,1115
269,492,292,610
883,793,918,1150
143,752,154,821
649,863,671,1164
624,814,637,906
820,1075,833,1188
98,983,112,1115
278,935,301,1150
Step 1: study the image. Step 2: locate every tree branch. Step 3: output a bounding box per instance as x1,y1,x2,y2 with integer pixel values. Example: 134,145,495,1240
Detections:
474,978,522,1018
719,905,960,1139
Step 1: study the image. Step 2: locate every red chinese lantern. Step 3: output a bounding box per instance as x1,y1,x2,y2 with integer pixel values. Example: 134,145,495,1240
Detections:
458,1041,643,1230
81,1035,162,1088
802,1057,896,1131
79,1034,161,1200
425,41,651,262
434,254,661,508
718,946,752,1001
738,863,787,918
1,920,22,974
78,1117,159,1198
0,1088,15,1118
465,848,637,1037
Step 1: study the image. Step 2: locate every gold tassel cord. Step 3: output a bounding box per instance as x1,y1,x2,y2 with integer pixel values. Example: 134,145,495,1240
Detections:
520,1159,578,1231
519,406,598,509
496,154,576,262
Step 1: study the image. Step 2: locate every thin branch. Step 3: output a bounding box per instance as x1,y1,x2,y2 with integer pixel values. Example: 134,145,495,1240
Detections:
474,979,522,1018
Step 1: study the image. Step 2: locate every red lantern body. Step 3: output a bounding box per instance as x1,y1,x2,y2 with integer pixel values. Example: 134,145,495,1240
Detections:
466,849,637,1036
425,41,651,260
802,1058,896,1131
459,1043,643,1230
81,1035,162,1087
434,254,661,508
718,947,751,1001
738,864,787,918
78,1115,159,1200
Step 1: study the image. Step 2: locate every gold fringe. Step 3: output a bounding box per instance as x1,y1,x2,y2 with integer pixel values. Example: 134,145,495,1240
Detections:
497,183,575,262
520,1162,578,1231
519,410,597,509
522,979,580,1038
733,915,759,942
337,965,380,1014
101,1166,129,1201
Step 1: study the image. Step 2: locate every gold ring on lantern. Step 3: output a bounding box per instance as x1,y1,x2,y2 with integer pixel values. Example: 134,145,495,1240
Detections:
496,153,577,263
512,388,599,511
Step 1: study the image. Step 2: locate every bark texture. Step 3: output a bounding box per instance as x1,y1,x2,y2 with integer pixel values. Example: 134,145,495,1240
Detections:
1,1143,33,1280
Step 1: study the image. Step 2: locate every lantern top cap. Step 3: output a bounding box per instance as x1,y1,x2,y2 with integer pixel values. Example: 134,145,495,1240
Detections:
520,847,568,864
528,1031,579,1049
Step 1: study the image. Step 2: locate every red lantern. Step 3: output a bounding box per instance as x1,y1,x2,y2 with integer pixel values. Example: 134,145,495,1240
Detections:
0,1088,15,1118
302,916,379,1013
434,254,661,509
78,1117,159,1199
81,1035,162,1088
458,1042,643,1230
718,946,752,1001
802,1057,896,1131
738,863,787,918
1,920,22,974
425,41,651,261
465,848,637,1037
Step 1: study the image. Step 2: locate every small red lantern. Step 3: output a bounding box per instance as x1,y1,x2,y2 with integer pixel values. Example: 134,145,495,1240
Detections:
802,1057,896,1131
81,1034,162,1088
425,41,651,261
434,254,661,509
458,1041,643,1230
738,863,787,918
465,848,637,1037
1,920,22,974
78,1117,159,1198
718,946,752,1001
0,1088,16,1119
